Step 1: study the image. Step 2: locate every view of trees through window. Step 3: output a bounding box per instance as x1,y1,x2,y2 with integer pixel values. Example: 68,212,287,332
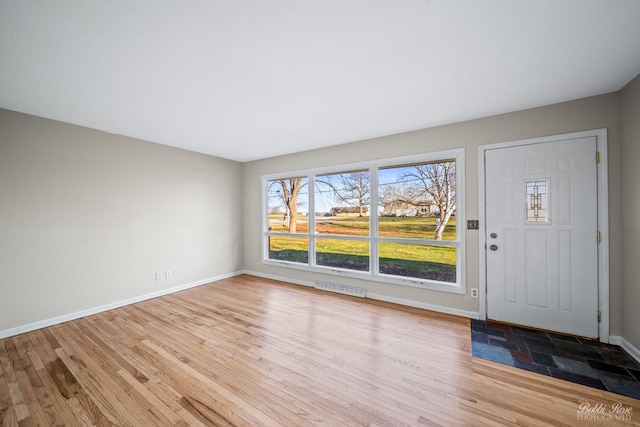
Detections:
267,177,309,263
377,160,457,282
265,154,461,286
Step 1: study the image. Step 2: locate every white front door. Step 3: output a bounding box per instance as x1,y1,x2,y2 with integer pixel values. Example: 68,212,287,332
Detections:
485,137,599,338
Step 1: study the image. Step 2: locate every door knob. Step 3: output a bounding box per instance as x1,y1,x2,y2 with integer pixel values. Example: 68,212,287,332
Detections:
490,244,498,251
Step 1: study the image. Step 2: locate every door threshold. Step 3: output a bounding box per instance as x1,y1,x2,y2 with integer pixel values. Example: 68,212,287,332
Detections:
485,318,597,341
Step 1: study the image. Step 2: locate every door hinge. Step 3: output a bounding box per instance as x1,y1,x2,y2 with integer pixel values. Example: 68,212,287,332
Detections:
597,231,601,243
598,310,602,323
596,151,600,164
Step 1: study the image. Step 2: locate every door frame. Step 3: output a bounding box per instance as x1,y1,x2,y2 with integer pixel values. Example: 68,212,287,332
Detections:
477,129,609,342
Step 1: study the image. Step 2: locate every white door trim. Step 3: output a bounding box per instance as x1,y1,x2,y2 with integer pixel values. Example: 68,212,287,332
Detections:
478,129,609,342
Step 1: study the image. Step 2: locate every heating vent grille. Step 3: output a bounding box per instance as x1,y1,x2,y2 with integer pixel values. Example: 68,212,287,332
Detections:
314,282,367,298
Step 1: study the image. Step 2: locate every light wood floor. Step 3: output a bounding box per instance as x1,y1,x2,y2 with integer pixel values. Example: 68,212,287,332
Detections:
1,275,638,426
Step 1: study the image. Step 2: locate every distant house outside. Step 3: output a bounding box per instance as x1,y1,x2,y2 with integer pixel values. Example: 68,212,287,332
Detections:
330,206,369,216
382,200,437,217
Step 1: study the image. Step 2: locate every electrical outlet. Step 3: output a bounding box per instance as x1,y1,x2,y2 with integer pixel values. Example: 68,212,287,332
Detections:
471,288,478,298
166,270,172,279
155,272,161,281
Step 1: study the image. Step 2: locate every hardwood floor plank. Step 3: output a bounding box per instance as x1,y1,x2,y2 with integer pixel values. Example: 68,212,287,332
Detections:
21,332,83,427
1,406,18,427
0,345,14,424
140,323,308,426
142,337,281,426
53,330,168,426
170,296,418,425
0,274,638,426
0,342,29,422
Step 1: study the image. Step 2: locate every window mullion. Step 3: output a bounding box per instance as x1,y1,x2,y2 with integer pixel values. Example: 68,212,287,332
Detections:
370,165,379,275
309,174,316,267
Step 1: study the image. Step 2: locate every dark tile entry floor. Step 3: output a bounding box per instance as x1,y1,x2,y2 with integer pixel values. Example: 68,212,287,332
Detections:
471,319,640,400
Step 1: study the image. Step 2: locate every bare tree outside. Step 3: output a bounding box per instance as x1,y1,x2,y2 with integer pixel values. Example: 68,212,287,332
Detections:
406,161,456,240
316,171,370,217
268,177,307,233
378,183,421,211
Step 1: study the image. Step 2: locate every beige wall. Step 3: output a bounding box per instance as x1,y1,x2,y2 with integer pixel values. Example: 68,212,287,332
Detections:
243,93,623,333
0,109,243,332
1,87,633,342
621,73,640,349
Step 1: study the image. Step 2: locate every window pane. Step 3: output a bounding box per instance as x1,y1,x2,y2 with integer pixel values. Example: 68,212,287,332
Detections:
268,236,309,264
379,243,456,283
267,177,308,234
526,180,549,223
314,170,369,236
377,216,457,240
378,161,456,241
316,239,369,271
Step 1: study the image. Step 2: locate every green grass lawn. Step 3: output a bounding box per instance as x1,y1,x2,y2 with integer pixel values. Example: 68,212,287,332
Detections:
269,215,456,240
268,219,457,283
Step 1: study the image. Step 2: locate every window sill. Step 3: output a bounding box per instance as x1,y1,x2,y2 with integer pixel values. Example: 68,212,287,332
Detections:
261,259,466,295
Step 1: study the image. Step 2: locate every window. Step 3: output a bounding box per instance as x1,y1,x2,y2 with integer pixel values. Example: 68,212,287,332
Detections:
377,160,457,284
525,179,549,223
263,149,464,293
266,177,309,263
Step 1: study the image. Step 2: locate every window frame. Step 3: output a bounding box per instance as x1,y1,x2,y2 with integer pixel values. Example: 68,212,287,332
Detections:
261,148,465,294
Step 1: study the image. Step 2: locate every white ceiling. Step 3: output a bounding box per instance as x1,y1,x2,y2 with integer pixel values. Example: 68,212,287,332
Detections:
1,1,640,162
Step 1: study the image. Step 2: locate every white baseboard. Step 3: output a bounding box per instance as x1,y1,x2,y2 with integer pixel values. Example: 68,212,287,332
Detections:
366,292,480,319
243,270,480,320
609,335,640,364
0,271,243,340
241,270,316,288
